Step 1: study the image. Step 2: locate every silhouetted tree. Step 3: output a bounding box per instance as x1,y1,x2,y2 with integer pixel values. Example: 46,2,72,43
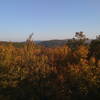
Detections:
67,31,88,50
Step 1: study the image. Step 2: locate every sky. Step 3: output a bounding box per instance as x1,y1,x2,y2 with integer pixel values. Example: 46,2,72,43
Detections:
0,0,100,41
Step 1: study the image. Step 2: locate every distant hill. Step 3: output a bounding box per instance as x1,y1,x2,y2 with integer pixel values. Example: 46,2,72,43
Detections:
0,40,69,48
37,39,92,47
0,39,92,48
37,39,68,47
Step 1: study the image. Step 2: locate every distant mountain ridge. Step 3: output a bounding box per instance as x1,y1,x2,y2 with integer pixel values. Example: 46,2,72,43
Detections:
37,39,69,47
36,39,92,47
0,39,92,48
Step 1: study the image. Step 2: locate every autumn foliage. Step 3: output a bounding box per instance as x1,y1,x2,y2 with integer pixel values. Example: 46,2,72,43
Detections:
0,33,100,100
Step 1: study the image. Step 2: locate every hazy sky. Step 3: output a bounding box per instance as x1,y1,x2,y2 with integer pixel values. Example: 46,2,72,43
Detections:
0,0,100,41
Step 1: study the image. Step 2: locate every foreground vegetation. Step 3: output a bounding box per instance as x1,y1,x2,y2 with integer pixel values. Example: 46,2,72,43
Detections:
0,32,100,100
